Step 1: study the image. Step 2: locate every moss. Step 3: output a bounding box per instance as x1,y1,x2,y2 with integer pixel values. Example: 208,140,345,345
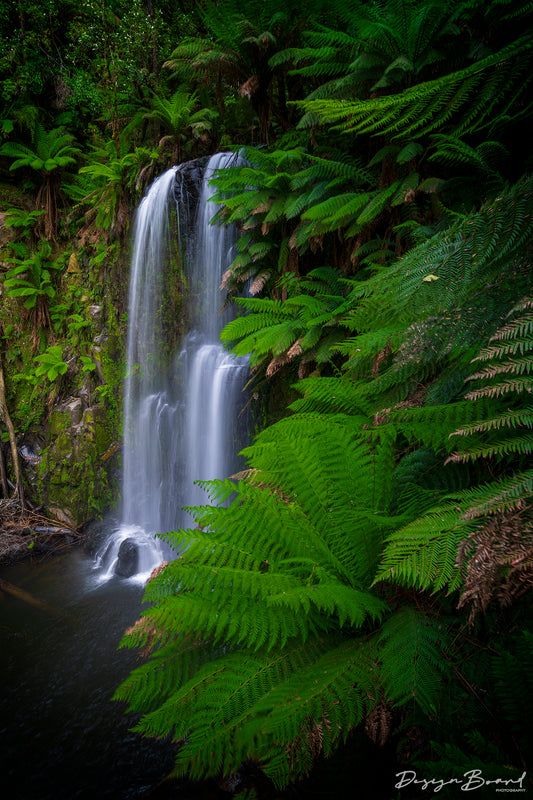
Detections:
36,401,117,526
49,409,71,437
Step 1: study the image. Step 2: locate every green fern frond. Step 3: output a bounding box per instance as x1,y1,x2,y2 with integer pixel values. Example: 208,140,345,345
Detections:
455,470,533,519
298,37,533,139
379,608,452,716
374,501,466,592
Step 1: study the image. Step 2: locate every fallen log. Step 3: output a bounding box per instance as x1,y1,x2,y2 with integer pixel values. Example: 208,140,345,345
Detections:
0,577,63,617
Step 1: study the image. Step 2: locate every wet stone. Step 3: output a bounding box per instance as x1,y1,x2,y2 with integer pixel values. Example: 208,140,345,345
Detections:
115,538,138,578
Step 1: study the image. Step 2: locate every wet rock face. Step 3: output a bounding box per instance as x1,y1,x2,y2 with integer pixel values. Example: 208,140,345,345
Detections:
83,515,118,557
115,538,138,577
173,156,209,230
35,400,118,528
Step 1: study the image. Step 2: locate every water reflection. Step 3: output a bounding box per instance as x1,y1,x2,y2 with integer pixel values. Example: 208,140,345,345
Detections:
0,550,176,800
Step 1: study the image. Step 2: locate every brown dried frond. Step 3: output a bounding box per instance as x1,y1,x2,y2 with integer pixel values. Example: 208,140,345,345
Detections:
372,342,392,378
298,360,314,379
158,135,175,151
252,200,272,215
148,561,168,582
289,223,311,250
287,339,303,360
116,202,129,238
230,467,293,503
286,717,332,773
465,380,533,401
468,362,525,381
79,224,104,247
373,385,427,426
365,700,394,747
457,509,533,624
266,353,289,377
239,74,260,98
309,235,324,253
220,268,233,290
230,467,260,482
124,617,162,657
489,298,533,341
249,270,270,295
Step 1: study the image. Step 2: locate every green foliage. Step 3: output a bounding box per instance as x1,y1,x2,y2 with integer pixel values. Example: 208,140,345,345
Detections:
163,0,336,141
116,413,455,785
0,123,80,239
298,36,533,140
0,0,530,792
77,138,143,239
3,240,59,311
33,344,68,382
221,267,351,376
1,240,66,345
379,607,451,716
2,206,45,238
0,123,79,173
116,0,533,791
132,86,214,164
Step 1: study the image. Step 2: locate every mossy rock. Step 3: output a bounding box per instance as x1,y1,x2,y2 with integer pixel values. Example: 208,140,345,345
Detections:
36,401,117,526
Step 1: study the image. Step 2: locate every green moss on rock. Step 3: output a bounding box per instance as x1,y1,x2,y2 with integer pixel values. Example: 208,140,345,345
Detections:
37,401,118,526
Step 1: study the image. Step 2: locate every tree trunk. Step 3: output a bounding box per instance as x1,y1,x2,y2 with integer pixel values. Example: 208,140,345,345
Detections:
0,434,9,498
0,356,24,504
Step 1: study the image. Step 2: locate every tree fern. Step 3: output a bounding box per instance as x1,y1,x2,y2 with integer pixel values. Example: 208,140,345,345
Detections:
116,403,455,784
115,412,400,783
220,268,353,376
298,37,533,139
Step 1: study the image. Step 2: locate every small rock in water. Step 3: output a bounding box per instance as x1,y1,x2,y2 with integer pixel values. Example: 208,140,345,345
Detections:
115,538,138,577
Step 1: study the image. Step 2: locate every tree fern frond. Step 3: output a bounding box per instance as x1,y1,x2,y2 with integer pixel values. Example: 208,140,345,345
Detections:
450,409,533,437
455,470,533,519
242,637,378,785
298,37,533,139
379,608,452,716
374,501,466,592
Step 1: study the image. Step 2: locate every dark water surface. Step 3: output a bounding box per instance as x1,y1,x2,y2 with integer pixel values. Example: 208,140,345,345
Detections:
0,549,182,800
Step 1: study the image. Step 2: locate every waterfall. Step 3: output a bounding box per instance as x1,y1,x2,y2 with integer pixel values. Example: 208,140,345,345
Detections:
179,152,249,516
96,153,248,581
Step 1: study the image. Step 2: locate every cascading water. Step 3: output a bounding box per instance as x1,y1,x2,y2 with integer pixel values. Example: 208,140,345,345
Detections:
179,152,249,516
96,153,248,580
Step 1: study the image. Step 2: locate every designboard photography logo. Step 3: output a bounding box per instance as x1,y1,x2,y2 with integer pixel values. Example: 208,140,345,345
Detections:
395,769,528,794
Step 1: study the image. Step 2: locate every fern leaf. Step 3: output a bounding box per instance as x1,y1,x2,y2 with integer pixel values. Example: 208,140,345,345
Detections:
379,608,452,716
